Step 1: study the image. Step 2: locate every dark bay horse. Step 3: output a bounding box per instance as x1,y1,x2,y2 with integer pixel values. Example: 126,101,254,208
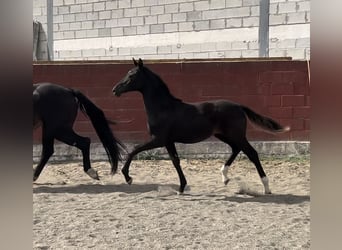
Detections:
113,58,290,194
33,83,125,181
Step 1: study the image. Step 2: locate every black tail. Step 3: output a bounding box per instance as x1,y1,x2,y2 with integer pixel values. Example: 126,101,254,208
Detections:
242,106,290,133
72,90,126,174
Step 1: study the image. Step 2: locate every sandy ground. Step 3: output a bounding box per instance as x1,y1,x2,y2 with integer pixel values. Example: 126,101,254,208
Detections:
33,157,310,249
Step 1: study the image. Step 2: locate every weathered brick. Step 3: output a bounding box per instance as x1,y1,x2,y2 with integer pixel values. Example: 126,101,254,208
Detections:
106,1,118,10
70,5,81,13
165,23,178,32
165,4,179,13
143,46,157,54
242,50,258,57
75,30,87,38
145,15,157,24
75,13,87,21
124,26,137,35
298,1,310,12
269,48,286,57
287,12,306,24
210,19,225,29
63,31,75,39
277,39,296,49
194,20,209,31
209,51,225,58
158,14,172,24
242,0,259,6
94,2,105,11
226,0,242,7
118,18,131,27
124,8,137,17
269,14,287,25
286,48,305,59
59,23,70,31
226,18,242,28
81,4,92,12
64,0,75,5
194,1,210,11
295,38,309,48
224,50,242,58
293,106,310,118
64,14,75,22
250,6,259,16
99,28,111,37
243,17,259,27
137,7,150,16
70,22,81,30
145,0,158,6
106,19,118,28
151,5,164,15
157,45,172,54
58,6,70,14
131,17,144,26
270,3,278,14
118,47,131,55
187,11,202,21
210,0,225,9
217,41,232,50
281,95,306,107
232,41,248,49
179,22,194,31
87,12,99,21
119,0,131,9
278,2,297,13
226,7,250,17
137,25,150,34
179,2,193,12
86,29,98,38
132,0,145,7
200,42,216,52
203,9,226,19
111,27,124,36
151,24,164,33
112,9,124,18
99,11,111,20
172,13,186,22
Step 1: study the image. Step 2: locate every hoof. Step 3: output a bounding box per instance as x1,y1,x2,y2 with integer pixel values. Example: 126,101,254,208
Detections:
224,179,230,186
87,168,100,180
265,191,272,195
127,177,133,185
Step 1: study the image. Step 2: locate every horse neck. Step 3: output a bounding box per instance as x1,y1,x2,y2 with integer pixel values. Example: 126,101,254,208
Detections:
140,80,178,113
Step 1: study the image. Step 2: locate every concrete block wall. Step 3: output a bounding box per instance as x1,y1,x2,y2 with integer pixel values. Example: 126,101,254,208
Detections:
33,0,310,61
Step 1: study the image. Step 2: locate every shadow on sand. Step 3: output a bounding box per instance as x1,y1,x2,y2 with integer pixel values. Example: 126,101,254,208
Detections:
33,183,309,205
33,183,178,195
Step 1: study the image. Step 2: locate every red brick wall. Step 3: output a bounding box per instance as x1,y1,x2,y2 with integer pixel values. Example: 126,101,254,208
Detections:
33,60,310,144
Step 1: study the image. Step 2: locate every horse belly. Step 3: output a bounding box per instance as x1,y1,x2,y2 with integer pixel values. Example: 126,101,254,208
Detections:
172,118,214,144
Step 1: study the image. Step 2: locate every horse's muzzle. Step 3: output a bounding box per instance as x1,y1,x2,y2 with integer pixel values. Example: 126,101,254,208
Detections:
112,86,121,97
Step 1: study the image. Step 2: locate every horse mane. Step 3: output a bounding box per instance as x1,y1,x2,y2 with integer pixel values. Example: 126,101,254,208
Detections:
143,67,182,103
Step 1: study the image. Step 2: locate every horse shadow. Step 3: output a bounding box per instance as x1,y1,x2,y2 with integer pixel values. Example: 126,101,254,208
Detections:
33,183,178,195
33,183,309,205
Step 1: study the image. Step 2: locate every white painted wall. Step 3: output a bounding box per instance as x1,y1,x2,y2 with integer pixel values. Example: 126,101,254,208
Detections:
33,0,310,61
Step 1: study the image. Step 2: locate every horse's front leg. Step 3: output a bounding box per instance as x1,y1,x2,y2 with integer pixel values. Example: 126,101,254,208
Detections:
122,138,164,185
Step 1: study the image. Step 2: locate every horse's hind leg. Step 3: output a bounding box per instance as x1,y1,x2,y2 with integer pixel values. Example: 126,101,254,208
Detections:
166,143,187,193
55,129,99,180
240,138,271,194
215,134,241,185
33,133,54,181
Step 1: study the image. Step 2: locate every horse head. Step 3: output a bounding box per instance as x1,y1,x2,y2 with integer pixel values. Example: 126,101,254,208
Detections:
113,58,145,96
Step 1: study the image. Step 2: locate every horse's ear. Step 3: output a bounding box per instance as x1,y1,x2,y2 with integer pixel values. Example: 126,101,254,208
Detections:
138,58,143,68
133,58,138,66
